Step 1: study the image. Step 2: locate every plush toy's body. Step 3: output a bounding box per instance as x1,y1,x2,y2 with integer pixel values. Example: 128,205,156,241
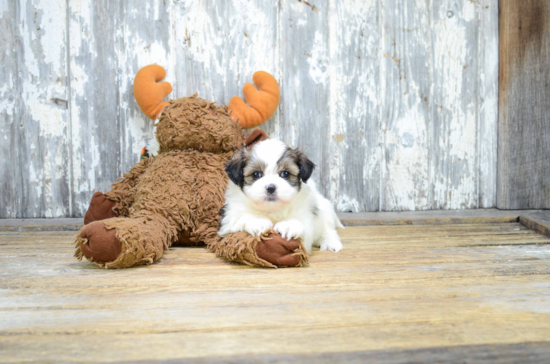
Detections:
74,66,308,269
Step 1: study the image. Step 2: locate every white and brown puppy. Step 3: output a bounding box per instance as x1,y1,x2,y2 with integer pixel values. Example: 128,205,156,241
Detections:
218,139,343,253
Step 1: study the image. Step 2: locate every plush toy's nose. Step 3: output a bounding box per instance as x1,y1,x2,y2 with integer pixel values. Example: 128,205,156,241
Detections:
266,184,277,194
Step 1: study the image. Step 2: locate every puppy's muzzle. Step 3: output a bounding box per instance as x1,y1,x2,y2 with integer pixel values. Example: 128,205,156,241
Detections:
266,184,277,195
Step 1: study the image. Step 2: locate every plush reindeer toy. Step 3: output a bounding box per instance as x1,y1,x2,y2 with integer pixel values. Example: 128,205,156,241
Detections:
74,65,308,269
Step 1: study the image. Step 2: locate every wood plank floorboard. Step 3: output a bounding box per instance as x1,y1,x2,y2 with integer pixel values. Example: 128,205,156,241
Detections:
1,223,549,362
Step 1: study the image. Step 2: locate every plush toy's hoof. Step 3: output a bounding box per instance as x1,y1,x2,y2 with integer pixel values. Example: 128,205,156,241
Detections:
79,222,122,263
256,233,303,267
84,192,119,225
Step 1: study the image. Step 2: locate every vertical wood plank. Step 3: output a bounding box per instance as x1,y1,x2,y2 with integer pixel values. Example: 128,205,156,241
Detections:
173,0,280,134
2,0,502,217
68,0,122,216
328,0,381,212
477,0,498,208
0,1,20,218
380,0,432,211
117,0,174,176
279,0,331,197
430,0,480,209
16,0,70,217
498,0,550,209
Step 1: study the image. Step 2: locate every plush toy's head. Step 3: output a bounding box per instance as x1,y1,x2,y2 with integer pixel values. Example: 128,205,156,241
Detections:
133,65,280,154
156,95,242,154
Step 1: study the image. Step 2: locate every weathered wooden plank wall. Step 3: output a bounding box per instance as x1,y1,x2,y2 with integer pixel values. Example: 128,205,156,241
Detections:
0,0,498,218
1,0,72,218
498,0,550,209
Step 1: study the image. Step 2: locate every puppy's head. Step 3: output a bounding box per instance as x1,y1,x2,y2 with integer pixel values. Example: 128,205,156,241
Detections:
225,139,315,210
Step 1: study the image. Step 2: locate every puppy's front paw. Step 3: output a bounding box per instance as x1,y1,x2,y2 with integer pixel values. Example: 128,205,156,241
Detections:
320,236,343,252
243,217,273,236
274,219,304,240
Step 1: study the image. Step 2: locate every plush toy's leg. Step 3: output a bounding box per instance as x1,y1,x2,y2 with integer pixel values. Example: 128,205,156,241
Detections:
82,158,152,226
207,230,308,268
76,221,122,263
75,214,177,269
104,157,153,217
84,192,119,225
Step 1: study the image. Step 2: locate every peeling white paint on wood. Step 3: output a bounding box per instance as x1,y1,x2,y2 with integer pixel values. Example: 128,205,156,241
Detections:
279,0,331,195
68,0,121,216
116,0,175,192
4,0,71,218
174,0,280,134
477,0,498,209
0,0,499,218
0,0,18,218
431,0,480,210
329,0,381,212
380,0,432,212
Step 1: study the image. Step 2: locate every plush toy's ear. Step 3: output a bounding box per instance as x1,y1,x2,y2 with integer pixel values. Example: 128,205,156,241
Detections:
134,65,173,120
228,71,280,129
244,129,268,149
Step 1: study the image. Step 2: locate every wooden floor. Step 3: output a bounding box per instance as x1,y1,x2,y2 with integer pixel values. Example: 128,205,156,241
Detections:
2,223,550,363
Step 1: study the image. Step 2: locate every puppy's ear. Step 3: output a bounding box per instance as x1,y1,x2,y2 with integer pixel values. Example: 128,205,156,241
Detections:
296,150,316,182
225,149,248,187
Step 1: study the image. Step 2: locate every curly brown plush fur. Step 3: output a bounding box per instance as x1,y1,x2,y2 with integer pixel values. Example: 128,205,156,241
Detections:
156,94,243,154
74,95,308,269
207,230,309,268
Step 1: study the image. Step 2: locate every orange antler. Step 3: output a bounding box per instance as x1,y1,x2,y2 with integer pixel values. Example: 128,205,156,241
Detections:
133,65,173,120
228,71,280,129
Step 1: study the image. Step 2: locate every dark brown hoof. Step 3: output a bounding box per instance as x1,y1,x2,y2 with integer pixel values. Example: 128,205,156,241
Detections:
79,222,122,263
256,233,302,267
84,191,119,225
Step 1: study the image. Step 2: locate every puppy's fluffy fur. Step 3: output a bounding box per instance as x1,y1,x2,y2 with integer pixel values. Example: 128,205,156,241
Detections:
218,139,343,253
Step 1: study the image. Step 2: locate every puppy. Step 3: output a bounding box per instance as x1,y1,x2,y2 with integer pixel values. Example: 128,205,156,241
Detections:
218,138,343,253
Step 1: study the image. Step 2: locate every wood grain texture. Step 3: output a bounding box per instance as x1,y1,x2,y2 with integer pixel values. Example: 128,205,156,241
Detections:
0,208,546,231
117,0,174,181
520,211,550,238
68,0,175,217
279,0,331,195
0,0,499,217
6,1,72,218
0,209,542,231
498,0,550,209
380,0,432,211
0,218,83,231
477,0,499,208
377,0,498,212
109,343,550,363
174,0,279,125
68,0,122,216
1,224,550,362
328,0,381,212
431,0,479,210
0,0,19,218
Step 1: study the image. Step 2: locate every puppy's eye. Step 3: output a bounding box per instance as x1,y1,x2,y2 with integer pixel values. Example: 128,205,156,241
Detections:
280,171,290,179
252,171,263,179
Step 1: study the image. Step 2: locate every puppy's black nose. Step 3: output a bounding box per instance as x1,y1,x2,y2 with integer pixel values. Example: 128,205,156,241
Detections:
266,184,277,194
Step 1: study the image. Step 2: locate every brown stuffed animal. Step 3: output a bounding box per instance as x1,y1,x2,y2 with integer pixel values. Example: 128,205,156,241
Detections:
74,65,308,269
